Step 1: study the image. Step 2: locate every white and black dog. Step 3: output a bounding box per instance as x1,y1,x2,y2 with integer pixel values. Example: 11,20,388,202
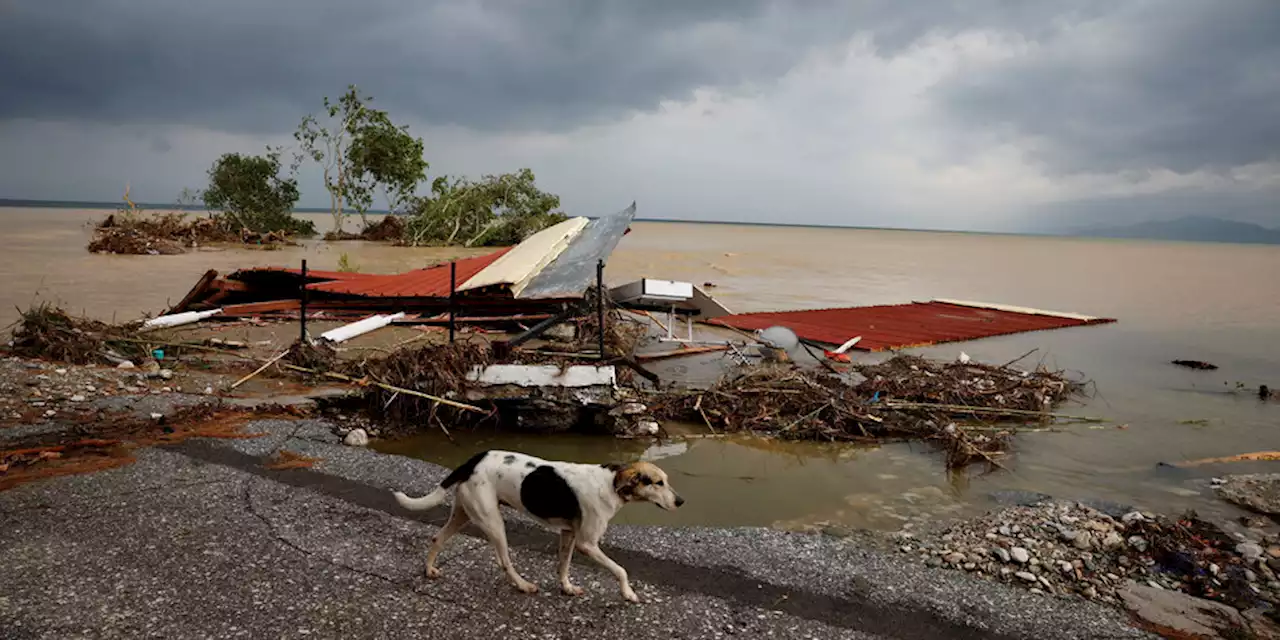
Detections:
393,450,683,603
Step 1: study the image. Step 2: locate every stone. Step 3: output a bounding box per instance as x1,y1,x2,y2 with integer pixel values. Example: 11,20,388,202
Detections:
159,369,174,380
1015,571,1038,582
944,552,966,565
1010,547,1030,564
1128,536,1149,552
998,525,1013,537
69,394,86,402
925,557,943,568
1237,543,1265,561
1059,561,1074,574
1216,474,1280,517
1082,586,1098,599
1122,511,1146,524
344,428,370,447
1073,532,1096,551
116,361,135,369
992,548,1011,563
963,563,977,571
1118,583,1248,640
149,412,163,420
1268,547,1280,559
1102,532,1124,549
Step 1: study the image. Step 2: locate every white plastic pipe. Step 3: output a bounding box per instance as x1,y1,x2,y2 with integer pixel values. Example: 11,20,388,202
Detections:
141,308,223,331
320,312,406,343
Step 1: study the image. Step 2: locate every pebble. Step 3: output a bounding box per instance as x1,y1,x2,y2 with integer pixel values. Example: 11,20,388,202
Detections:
1010,547,1030,564
1101,532,1124,549
998,525,1012,537
1269,547,1280,559
944,552,966,565
1015,571,1038,583
69,394,86,402
963,563,977,571
992,548,1011,563
1073,532,1095,551
55,368,67,375
1237,543,1264,561
1121,511,1145,524
1127,536,1148,552
1059,561,1074,574
1082,586,1098,599
925,557,943,568
117,361,135,369
344,428,370,447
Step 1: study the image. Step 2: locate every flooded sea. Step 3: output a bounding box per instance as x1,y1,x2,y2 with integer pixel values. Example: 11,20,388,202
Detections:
4,206,1279,530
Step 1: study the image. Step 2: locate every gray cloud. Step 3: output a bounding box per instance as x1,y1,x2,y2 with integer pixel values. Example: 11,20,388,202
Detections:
0,0,861,133
936,1,1280,174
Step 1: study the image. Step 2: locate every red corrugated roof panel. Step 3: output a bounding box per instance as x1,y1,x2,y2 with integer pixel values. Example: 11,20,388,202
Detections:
231,267,372,282
708,301,1115,351
305,248,511,298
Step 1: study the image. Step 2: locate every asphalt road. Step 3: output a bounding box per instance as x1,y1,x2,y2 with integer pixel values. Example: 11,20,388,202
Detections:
0,417,1151,639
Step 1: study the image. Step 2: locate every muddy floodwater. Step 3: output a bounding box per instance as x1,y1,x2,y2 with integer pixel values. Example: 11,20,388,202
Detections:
4,206,1280,530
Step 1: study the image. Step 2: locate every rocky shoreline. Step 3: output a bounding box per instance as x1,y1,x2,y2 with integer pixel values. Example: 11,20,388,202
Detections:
889,496,1280,637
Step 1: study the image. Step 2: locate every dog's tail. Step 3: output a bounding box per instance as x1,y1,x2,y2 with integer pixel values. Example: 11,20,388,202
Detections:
392,487,448,512
392,450,490,512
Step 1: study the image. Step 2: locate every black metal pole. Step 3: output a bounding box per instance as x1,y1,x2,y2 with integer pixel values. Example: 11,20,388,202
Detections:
596,259,606,359
299,259,308,343
448,261,457,344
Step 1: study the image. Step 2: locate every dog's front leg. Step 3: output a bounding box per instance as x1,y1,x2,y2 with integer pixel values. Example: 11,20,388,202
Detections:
557,530,583,596
577,540,638,603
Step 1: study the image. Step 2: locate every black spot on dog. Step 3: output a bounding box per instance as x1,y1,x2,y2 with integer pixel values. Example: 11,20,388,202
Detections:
440,450,489,489
526,461,536,469
521,466,581,522
600,462,623,472
502,454,516,465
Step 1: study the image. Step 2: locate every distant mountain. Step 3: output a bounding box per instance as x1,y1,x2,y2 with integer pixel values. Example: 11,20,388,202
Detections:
1072,216,1280,245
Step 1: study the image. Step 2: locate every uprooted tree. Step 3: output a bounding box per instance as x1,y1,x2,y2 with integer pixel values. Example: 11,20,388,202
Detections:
202,149,315,236
294,85,427,235
401,168,568,247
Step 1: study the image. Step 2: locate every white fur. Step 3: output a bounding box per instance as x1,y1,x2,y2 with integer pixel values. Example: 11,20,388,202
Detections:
392,450,680,603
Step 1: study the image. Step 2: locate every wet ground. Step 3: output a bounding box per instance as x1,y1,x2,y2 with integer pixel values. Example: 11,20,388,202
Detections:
0,411,1152,639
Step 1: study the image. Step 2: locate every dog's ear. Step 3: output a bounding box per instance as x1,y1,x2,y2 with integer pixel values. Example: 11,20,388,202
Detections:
612,464,643,500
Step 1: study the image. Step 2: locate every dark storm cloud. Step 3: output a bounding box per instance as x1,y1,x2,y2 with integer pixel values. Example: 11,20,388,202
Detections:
0,0,863,133
936,1,1280,174
0,0,1117,134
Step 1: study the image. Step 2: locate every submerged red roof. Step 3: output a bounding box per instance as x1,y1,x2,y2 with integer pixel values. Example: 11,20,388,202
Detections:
709,301,1115,352
305,248,511,298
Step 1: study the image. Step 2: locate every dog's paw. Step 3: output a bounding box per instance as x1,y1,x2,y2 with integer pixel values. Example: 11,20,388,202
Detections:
516,580,539,594
622,588,640,604
561,584,585,597
426,567,442,579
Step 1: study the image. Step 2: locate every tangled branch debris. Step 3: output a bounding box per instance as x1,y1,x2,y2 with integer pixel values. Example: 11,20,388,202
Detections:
351,341,494,432
652,355,1087,469
87,212,241,255
7,303,149,365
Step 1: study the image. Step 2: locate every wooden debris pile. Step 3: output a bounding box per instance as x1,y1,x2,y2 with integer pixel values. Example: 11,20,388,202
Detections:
652,355,1088,469
6,303,149,365
352,340,494,433
87,212,241,255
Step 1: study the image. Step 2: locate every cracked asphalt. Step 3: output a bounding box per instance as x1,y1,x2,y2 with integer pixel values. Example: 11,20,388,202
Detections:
0,418,1153,639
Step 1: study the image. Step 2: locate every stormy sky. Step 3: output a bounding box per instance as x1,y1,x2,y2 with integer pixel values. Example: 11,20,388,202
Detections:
0,0,1276,231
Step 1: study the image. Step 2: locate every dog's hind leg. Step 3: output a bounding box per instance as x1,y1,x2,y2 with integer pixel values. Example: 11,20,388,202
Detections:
557,529,583,596
425,501,469,579
460,489,538,594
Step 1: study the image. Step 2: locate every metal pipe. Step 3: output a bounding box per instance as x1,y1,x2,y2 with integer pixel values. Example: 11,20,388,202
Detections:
449,261,457,343
596,259,606,359
299,259,308,343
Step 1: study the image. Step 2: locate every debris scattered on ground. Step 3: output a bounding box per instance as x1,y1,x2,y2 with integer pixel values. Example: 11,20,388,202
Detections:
1,401,306,490
1216,474,1280,517
7,303,146,365
262,449,320,470
652,355,1087,469
1172,359,1219,371
889,499,1280,619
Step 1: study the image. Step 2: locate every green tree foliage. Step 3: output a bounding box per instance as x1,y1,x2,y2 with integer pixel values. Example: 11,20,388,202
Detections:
402,168,568,247
201,149,314,236
294,85,427,232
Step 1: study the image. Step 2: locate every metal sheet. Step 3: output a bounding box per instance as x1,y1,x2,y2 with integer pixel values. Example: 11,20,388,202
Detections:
708,300,1116,351
459,217,589,293
516,202,637,300
305,249,511,298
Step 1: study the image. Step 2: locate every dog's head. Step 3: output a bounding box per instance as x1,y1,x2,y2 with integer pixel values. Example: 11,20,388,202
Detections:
611,461,684,510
